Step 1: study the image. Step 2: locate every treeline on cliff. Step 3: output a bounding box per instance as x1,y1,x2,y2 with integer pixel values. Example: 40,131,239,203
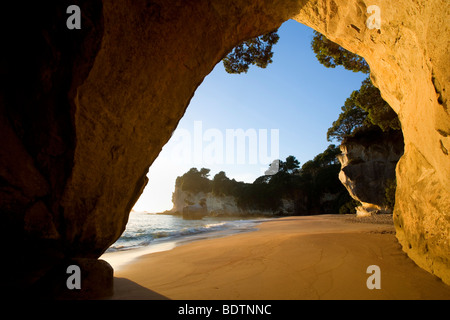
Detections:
175,145,357,215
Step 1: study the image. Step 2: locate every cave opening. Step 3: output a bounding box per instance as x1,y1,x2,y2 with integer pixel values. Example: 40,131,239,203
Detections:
107,19,402,256
133,20,368,214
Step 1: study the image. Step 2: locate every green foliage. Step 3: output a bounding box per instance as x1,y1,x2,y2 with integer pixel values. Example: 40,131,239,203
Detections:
211,171,229,196
315,144,342,166
238,155,306,211
312,32,401,143
297,145,348,214
236,182,281,211
301,145,341,175
279,155,301,174
223,30,280,74
212,171,241,197
356,78,401,132
327,78,401,142
327,91,368,142
176,168,212,194
311,31,370,74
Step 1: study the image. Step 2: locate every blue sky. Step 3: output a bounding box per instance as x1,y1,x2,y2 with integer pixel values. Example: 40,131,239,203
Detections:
133,20,367,213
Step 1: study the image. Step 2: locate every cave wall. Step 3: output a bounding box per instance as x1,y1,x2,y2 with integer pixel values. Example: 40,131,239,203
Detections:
1,0,449,295
290,0,449,284
0,0,105,294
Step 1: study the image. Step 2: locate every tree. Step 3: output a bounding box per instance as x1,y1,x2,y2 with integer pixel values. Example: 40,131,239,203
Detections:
212,171,232,196
275,156,301,175
176,168,212,194
283,155,301,174
299,145,341,174
254,174,272,184
223,30,280,74
327,77,401,142
355,78,401,132
314,144,341,166
313,31,401,141
327,92,368,142
199,168,211,178
295,144,349,214
311,31,370,74
263,156,301,178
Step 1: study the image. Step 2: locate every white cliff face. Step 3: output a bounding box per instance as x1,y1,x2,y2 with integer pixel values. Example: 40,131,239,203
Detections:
171,186,295,216
205,195,244,215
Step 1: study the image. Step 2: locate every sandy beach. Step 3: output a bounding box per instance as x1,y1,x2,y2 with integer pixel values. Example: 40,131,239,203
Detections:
105,215,450,300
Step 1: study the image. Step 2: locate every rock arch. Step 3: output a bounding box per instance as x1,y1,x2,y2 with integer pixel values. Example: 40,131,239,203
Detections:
1,0,449,296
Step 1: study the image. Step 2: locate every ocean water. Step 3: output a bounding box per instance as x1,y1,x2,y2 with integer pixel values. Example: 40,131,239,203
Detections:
106,211,274,253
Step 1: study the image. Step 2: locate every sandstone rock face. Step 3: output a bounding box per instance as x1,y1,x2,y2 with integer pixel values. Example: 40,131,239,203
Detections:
337,130,404,217
298,0,450,283
1,0,449,295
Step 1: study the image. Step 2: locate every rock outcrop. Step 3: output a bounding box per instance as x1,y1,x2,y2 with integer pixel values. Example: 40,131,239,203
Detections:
171,187,294,217
337,129,404,217
1,0,449,296
182,203,208,220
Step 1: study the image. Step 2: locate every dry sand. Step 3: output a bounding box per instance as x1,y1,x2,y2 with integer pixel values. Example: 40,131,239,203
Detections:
108,215,450,300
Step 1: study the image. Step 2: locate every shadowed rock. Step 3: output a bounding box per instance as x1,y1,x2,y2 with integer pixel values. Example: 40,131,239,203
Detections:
338,128,404,216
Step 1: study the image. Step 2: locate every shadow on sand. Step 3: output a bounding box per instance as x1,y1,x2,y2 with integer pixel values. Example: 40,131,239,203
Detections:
108,277,170,300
